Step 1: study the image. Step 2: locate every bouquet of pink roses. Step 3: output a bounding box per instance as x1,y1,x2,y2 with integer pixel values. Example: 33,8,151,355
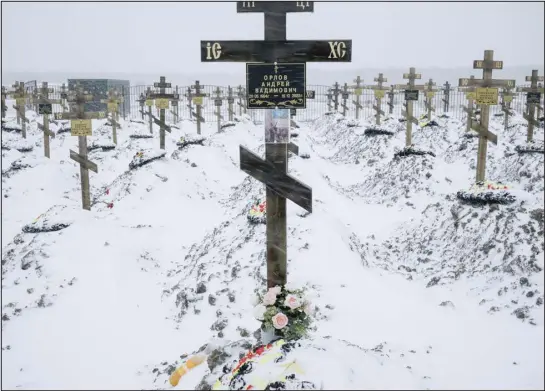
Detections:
252,284,314,341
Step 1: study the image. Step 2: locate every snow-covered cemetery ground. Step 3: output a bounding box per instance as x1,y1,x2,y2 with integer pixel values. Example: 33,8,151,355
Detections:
1,98,544,389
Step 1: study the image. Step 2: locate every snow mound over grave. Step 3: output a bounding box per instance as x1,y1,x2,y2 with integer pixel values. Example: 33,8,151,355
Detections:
1,155,41,178
1,138,34,152
88,139,116,152
21,204,76,233
367,195,544,325
2,121,22,132
177,134,207,149
307,113,402,165
411,118,458,156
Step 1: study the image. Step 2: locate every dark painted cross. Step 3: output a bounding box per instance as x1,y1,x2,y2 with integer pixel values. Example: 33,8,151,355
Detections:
137,92,146,120
517,70,544,142
170,86,180,123
149,76,174,149
227,86,236,121
459,50,514,183
330,82,341,112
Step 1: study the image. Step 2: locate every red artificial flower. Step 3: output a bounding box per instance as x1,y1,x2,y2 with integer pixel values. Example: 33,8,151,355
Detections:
107,202,114,209
105,189,110,195
504,186,508,189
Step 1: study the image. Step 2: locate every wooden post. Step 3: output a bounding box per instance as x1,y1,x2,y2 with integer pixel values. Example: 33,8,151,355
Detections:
387,85,395,115
213,86,225,132
170,86,180,123
424,79,438,120
236,85,246,116
340,83,350,116
1,86,6,120
190,81,207,135
227,86,235,121
326,89,333,112
55,83,102,210
11,82,22,125
331,82,341,112
458,50,514,183
500,87,515,131
517,70,544,142
150,76,175,150
363,73,389,126
442,81,451,113
60,83,69,113
459,75,477,133
145,87,153,134
12,81,29,138
185,87,194,120
397,68,424,146
36,82,59,158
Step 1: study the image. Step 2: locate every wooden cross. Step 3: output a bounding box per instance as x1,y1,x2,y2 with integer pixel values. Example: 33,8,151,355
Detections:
35,82,60,158
236,85,247,116
150,76,174,149
170,86,180,123
29,88,39,113
136,92,146,120
326,88,333,112
60,83,69,113
459,75,478,134
199,1,339,288
387,85,395,115
363,73,389,126
517,70,544,142
184,87,194,120
100,88,123,144
55,83,103,211
213,87,225,132
398,68,426,146
227,86,236,121
12,81,30,137
145,87,154,134
442,81,451,113
352,76,364,119
340,83,350,116
423,79,438,120
500,87,515,131
330,82,341,112
458,50,515,183
190,80,207,135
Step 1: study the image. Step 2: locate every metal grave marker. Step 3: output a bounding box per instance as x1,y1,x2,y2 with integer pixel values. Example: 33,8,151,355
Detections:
459,50,513,183
246,62,306,109
517,70,544,142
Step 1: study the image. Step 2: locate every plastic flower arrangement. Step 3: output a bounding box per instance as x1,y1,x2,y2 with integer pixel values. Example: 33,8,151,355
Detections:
135,150,144,159
470,180,509,192
247,199,266,224
253,285,314,342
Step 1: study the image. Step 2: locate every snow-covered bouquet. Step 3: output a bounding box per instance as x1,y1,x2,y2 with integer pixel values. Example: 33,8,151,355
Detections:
470,180,509,192
252,285,314,341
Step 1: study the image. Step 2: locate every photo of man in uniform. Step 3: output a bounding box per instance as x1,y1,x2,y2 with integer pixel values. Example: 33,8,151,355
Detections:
265,109,290,144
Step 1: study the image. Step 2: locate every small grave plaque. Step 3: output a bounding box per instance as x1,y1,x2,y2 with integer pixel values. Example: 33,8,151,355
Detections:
476,88,499,105
527,92,541,104
71,119,93,137
404,90,419,101
38,103,53,115
246,62,306,109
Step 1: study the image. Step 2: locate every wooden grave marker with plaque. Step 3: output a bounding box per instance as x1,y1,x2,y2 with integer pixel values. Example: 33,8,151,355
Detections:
517,70,544,142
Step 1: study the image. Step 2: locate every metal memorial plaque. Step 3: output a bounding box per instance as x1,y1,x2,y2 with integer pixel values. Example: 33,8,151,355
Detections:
503,95,514,103
475,88,499,105
527,92,542,104
16,98,25,106
265,109,290,144
404,90,419,101
193,96,203,105
107,102,118,112
374,90,385,99
306,90,315,99
71,119,93,136
215,98,223,106
426,91,435,98
38,103,53,115
155,98,169,109
227,97,235,104
171,100,178,106
154,82,172,88
246,63,306,109
201,40,352,62
145,99,153,106
290,108,296,116
341,92,349,100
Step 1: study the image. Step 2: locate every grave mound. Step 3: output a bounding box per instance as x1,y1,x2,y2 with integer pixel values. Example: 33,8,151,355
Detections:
128,149,167,170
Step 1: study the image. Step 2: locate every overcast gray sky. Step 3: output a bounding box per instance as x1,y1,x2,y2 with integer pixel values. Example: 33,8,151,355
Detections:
2,1,544,74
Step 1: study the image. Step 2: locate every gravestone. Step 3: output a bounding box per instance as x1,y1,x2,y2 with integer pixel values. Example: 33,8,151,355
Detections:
458,50,515,183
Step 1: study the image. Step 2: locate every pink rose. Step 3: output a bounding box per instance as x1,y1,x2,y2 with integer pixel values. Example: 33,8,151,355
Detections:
262,291,278,306
272,312,289,330
284,294,301,310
